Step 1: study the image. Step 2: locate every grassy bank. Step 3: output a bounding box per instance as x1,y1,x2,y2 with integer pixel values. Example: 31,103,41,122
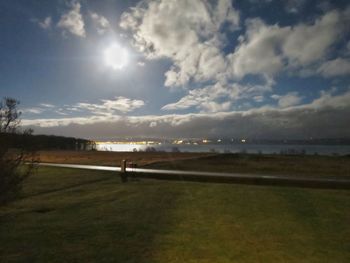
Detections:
1,167,349,262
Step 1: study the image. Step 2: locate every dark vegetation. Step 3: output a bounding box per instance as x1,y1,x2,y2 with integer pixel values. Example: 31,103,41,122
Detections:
0,98,36,204
0,97,93,204
3,133,95,151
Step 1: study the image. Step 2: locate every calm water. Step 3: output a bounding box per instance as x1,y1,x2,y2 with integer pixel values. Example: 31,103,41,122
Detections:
96,143,350,156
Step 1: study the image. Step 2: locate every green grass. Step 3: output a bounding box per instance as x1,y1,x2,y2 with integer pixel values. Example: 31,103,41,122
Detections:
1,167,350,262
146,154,350,177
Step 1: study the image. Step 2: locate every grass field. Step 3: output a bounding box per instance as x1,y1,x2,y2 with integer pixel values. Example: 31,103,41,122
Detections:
36,151,350,178
36,150,213,166
146,153,350,178
1,166,349,262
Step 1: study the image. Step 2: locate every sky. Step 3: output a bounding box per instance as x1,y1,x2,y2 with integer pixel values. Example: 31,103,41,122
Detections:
0,0,350,140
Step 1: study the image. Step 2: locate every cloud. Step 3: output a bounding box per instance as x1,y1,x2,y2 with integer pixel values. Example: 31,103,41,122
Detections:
74,97,145,115
90,12,110,35
120,0,239,87
100,97,145,113
37,16,52,29
21,103,57,116
282,9,348,67
253,95,264,102
22,88,350,140
31,16,52,30
22,108,44,115
317,58,350,77
21,97,145,119
308,89,350,109
121,0,349,102
162,82,272,112
228,18,288,79
55,109,69,116
228,8,349,80
57,1,85,37
285,0,305,14
273,92,303,108
39,103,55,108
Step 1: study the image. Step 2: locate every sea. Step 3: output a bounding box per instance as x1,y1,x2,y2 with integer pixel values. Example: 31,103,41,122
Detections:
96,143,350,156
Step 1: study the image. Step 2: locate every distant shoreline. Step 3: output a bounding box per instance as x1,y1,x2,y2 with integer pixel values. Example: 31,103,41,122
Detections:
96,142,350,156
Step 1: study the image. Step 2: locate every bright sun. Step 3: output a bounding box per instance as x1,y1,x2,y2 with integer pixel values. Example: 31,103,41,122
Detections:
104,44,128,70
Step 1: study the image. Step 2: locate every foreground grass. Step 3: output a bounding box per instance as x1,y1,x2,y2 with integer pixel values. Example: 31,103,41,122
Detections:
1,167,349,262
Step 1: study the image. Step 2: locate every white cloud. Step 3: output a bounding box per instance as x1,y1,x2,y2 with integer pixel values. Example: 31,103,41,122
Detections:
149,121,157,128
253,95,264,102
120,0,349,113
57,1,86,37
121,1,349,94
201,101,231,112
162,82,272,112
55,109,68,116
282,9,347,67
317,58,350,77
22,90,350,140
101,97,145,113
90,12,110,35
271,94,281,100
273,92,303,108
21,97,144,118
75,97,145,115
120,0,239,87
21,103,57,116
228,8,349,80
39,103,55,108
308,89,350,109
38,16,52,29
22,108,44,115
228,18,288,79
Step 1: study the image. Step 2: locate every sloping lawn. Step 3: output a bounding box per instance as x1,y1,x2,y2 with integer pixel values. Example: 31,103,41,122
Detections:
1,167,349,262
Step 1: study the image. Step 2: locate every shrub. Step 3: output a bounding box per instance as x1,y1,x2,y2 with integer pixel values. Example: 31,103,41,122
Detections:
0,98,37,204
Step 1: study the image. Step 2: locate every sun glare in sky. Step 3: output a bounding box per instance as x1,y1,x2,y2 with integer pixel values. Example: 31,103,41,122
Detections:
104,43,128,70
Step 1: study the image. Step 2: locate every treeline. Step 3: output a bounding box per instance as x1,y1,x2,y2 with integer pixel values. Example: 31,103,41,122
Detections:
0,133,95,151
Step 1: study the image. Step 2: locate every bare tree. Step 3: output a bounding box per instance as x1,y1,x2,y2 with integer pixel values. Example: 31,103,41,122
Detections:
0,97,21,133
0,97,37,204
